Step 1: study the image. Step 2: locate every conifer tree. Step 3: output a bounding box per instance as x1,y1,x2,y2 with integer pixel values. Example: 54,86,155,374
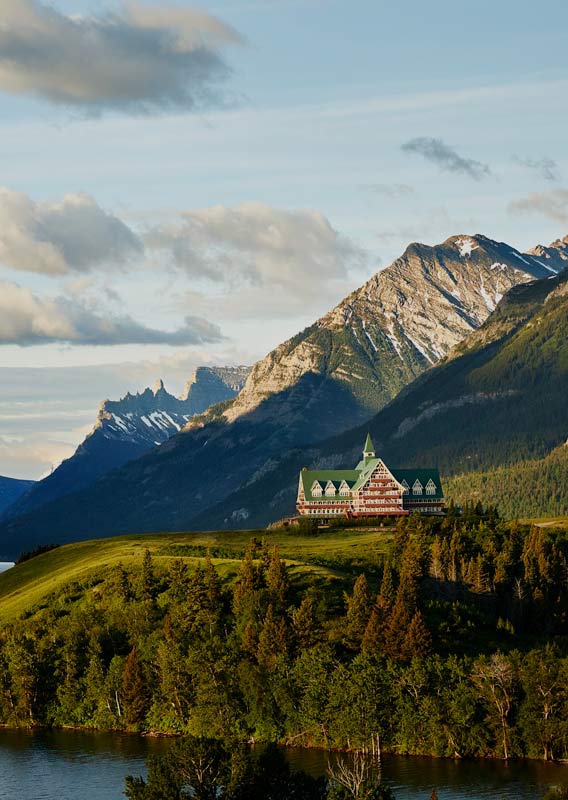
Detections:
257,603,288,667
266,546,289,608
232,548,257,617
400,611,432,660
122,647,148,727
139,549,158,601
344,573,372,650
292,595,320,650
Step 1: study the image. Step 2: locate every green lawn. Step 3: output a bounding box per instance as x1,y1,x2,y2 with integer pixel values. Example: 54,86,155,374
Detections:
0,526,394,623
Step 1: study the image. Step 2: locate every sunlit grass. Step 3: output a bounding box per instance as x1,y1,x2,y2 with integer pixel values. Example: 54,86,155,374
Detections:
0,526,395,623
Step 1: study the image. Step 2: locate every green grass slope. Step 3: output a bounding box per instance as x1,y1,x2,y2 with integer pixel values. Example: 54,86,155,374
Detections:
0,526,394,624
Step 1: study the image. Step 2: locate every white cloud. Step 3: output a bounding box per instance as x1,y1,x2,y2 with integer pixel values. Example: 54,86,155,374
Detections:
0,1,243,115
508,190,568,224
145,202,368,293
0,280,224,346
0,188,142,275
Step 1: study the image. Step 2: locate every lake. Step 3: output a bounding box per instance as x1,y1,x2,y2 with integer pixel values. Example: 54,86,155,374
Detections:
0,729,566,800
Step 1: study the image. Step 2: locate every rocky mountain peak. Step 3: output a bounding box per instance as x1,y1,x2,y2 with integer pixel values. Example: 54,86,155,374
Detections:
221,233,558,429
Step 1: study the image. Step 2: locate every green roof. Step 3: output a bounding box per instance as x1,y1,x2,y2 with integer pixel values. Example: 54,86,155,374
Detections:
300,469,360,501
363,433,375,453
391,469,444,500
300,462,444,501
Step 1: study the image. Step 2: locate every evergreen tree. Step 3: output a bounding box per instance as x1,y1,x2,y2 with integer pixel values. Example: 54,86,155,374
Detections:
122,647,148,728
344,574,372,650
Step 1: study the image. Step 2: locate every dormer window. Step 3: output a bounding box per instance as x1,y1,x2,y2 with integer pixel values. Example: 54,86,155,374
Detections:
339,480,350,497
325,481,336,497
412,480,423,496
401,479,410,495
311,481,322,497
426,479,436,495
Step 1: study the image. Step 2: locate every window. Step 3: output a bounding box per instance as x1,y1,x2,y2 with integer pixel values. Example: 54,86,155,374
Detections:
401,480,410,495
339,480,350,496
412,480,423,496
325,481,336,497
426,479,436,495
311,481,322,497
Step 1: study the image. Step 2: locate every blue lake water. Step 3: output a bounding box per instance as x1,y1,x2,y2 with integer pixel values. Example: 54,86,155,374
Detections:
0,729,566,800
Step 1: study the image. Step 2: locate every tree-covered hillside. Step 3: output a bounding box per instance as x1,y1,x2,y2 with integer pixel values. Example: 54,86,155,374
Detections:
1,514,568,763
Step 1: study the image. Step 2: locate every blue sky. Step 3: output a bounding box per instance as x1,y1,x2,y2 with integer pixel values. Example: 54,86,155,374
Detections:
0,0,567,478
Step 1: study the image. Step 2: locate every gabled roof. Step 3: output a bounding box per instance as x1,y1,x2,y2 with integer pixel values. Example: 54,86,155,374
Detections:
391,468,444,499
300,469,359,501
300,464,444,502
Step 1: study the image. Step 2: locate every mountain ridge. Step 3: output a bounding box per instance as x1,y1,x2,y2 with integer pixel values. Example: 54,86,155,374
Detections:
1,232,566,556
3,365,250,521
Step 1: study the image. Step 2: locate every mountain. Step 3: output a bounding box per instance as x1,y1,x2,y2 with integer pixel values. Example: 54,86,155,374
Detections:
194,268,568,528
3,366,250,522
0,233,563,557
220,233,552,432
0,477,35,517
526,235,568,273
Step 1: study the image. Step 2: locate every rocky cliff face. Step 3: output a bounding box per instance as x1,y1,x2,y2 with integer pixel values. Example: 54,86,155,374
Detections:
98,366,251,448
2,366,250,521
220,234,553,428
526,235,568,273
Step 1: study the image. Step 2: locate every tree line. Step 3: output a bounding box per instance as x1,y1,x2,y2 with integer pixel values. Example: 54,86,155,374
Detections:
1,510,568,765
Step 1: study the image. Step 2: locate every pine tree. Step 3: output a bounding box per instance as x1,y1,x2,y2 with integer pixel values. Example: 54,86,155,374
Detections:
361,608,382,655
292,596,320,650
122,647,148,728
138,549,158,601
257,604,288,667
400,611,432,660
233,548,257,617
344,573,372,650
266,546,289,608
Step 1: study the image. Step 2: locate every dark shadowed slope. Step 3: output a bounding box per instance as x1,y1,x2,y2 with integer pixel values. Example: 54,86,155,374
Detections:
0,477,34,517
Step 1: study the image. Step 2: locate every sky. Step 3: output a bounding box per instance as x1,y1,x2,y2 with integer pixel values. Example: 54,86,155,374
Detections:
0,0,567,479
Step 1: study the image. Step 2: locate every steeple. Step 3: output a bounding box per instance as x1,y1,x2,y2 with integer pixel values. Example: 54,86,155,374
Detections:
363,433,375,464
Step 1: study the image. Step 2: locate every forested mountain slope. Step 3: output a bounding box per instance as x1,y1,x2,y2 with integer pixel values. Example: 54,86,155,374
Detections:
192,270,568,528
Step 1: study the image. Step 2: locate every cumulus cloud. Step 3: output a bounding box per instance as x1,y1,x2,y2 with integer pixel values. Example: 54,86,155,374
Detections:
145,202,367,292
401,137,491,181
513,155,560,182
0,188,143,275
0,1,243,114
0,280,223,346
508,190,568,224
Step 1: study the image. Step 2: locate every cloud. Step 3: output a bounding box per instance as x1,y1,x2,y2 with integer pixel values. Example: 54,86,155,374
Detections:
0,188,143,275
508,190,568,224
0,280,223,346
145,202,368,292
401,137,491,181
0,1,243,115
513,155,560,182
360,183,415,198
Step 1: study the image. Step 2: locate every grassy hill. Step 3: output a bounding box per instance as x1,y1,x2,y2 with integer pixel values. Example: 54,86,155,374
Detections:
0,525,394,624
